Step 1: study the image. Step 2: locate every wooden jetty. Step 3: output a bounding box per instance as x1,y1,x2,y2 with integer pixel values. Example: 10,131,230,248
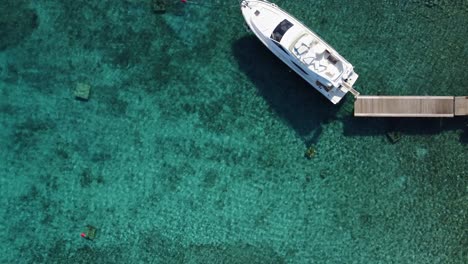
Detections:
454,96,468,116
354,96,468,117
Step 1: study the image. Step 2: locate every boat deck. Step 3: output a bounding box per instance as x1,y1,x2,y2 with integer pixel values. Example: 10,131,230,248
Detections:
354,96,468,117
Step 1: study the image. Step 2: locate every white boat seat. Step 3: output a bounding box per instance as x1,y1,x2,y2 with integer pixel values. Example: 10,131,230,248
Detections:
325,64,340,79
313,43,326,55
295,44,308,55
313,60,326,71
301,34,314,46
293,34,315,55
303,56,314,65
325,69,337,78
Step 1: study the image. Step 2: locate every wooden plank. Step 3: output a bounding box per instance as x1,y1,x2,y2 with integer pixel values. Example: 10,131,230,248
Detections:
454,96,468,116
354,96,454,117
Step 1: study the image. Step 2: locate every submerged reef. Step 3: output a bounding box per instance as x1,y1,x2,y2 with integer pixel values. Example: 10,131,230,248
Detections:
0,0,38,51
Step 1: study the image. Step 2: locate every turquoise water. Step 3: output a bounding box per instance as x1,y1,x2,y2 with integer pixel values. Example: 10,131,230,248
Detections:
0,0,467,263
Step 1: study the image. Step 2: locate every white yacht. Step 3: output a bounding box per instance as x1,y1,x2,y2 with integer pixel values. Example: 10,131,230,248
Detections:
240,0,359,104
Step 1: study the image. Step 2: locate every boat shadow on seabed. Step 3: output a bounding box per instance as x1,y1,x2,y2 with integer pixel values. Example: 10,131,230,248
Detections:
232,36,343,146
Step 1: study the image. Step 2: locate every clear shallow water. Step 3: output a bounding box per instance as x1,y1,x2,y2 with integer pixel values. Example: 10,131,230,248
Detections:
0,0,467,263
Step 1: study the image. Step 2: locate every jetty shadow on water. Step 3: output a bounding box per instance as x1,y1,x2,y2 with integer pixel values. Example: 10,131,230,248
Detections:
342,116,468,144
232,36,341,145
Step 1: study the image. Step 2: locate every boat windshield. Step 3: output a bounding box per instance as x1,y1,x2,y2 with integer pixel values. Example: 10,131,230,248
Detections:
270,19,293,42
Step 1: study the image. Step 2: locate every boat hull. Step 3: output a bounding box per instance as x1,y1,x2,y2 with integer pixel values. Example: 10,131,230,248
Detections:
240,0,359,104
